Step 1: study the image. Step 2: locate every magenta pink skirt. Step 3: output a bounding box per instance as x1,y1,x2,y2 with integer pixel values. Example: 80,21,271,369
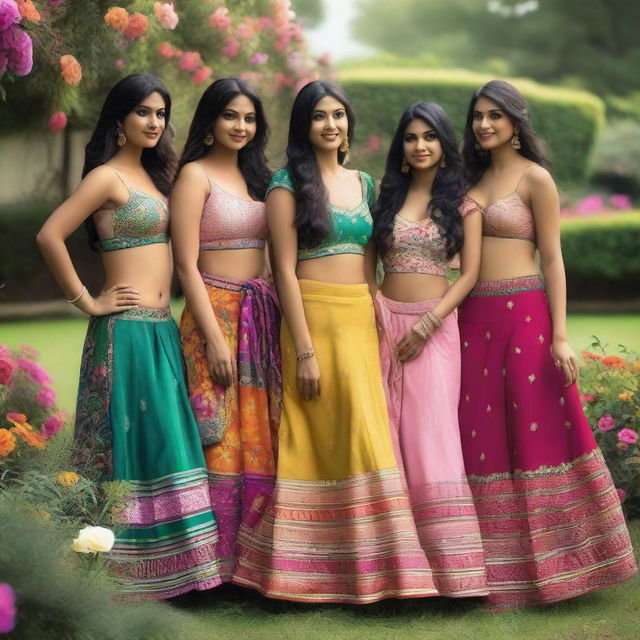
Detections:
458,275,636,608
376,292,488,597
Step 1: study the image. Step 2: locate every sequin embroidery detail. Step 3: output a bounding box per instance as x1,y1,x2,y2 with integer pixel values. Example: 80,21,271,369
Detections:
481,191,536,243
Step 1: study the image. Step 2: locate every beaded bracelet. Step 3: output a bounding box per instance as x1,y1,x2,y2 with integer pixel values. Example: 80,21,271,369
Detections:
66,285,87,304
296,349,315,361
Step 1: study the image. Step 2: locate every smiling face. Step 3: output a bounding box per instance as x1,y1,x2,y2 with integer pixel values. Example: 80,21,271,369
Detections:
472,96,517,151
308,95,348,153
119,91,166,149
402,118,443,172
210,93,257,151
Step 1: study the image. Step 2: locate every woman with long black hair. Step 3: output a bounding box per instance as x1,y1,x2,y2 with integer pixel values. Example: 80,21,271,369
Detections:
171,77,280,582
234,81,437,603
373,102,487,598
458,79,636,608
36,74,221,599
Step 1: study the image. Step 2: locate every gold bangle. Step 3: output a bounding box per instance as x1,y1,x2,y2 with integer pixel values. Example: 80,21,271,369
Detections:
296,349,315,361
66,285,87,304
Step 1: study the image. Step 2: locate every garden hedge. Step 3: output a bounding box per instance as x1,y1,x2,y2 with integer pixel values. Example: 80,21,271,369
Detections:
338,67,605,188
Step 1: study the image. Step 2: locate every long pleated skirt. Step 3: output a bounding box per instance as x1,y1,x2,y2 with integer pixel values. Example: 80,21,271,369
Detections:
376,293,488,597
234,280,439,603
180,273,281,581
458,276,637,609
74,308,221,600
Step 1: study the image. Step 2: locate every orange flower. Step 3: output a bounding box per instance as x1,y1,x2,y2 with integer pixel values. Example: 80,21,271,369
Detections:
0,428,16,457
9,419,46,450
618,391,634,402
104,7,129,33
602,355,626,369
581,350,602,361
124,12,149,39
16,0,41,22
60,55,82,85
56,471,80,486
633,360,640,372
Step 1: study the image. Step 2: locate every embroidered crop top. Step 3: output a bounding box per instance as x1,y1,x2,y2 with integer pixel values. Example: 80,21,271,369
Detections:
92,167,169,252
382,196,480,276
267,168,376,261
479,191,536,243
197,165,267,251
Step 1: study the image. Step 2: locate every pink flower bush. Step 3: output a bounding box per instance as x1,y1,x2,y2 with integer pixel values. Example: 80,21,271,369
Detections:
17,357,51,384
618,428,638,445
2,24,32,75
236,21,253,41
41,412,65,438
597,413,616,432
609,194,632,210
192,65,212,85
0,353,14,386
0,0,20,32
0,583,16,633
179,50,201,71
48,110,67,132
209,7,231,31
153,2,178,30
221,36,239,59
36,386,56,410
249,52,268,65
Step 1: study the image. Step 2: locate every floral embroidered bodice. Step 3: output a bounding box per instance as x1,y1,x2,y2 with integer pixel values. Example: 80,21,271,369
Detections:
93,167,168,252
198,165,267,251
382,196,480,275
267,168,376,261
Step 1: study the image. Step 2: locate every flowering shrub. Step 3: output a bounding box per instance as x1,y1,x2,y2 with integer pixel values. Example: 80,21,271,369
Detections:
560,193,635,217
0,583,16,634
580,340,640,516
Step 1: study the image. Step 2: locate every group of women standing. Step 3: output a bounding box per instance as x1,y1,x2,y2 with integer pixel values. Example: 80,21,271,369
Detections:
37,72,637,610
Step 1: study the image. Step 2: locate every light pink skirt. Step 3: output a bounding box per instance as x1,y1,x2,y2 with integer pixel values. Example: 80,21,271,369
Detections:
376,292,487,597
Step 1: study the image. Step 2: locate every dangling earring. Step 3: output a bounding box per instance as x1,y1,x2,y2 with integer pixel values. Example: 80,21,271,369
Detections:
116,127,126,147
204,133,214,146
440,157,447,168
401,158,410,174
511,131,521,150
339,137,349,153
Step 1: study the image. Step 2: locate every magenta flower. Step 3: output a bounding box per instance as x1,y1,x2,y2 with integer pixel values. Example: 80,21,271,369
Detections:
221,36,239,59
249,52,268,65
609,194,632,210
575,194,604,215
17,357,51,384
36,386,56,410
3,25,33,76
0,583,16,633
179,51,201,71
48,111,67,132
618,428,638,445
41,412,65,438
0,0,20,32
597,413,615,432
0,355,14,386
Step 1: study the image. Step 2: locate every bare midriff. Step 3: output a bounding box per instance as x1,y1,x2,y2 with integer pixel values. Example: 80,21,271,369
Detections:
102,243,172,308
478,236,538,282
381,272,449,303
296,253,367,284
198,247,265,281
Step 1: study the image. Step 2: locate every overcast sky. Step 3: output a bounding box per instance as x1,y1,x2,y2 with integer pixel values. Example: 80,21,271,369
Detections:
304,0,375,61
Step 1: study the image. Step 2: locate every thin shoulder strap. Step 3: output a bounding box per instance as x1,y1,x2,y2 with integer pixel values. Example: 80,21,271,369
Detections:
193,161,213,197
104,164,131,192
514,164,536,193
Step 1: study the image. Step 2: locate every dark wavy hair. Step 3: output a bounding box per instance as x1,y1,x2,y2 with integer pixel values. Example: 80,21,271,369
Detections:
82,74,177,250
462,79,550,186
373,102,464,260
177,77,271,200
285,81,356,248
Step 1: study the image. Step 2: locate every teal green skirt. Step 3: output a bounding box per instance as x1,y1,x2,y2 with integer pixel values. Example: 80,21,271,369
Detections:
74,308,221,599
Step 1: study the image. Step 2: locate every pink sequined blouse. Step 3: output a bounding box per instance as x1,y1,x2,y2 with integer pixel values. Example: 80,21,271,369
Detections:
381,196,480,276
479,191,536,243
198,167,267,251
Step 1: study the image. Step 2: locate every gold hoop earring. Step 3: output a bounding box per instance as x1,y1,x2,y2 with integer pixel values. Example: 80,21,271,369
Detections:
204,134,214,146
440,157,447,168
116,128,126,147
401,158,410,174
511,134,521,150
339,137,349,153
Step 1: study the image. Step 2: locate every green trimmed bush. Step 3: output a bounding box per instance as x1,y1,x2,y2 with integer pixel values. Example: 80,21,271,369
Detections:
560,212,640,300
338,67,605,187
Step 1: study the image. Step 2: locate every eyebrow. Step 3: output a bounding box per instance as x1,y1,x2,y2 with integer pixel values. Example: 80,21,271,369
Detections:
474,108,502,114
406,128,435,134
136,104,165,110
224,108,256,115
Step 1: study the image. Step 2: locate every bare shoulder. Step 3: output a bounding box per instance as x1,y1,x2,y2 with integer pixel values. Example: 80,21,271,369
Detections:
176,161,208,185
82,164,120,189
524,164,556,191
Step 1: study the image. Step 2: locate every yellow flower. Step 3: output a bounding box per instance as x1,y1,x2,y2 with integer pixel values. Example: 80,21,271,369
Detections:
619,391,634,402
0,428,16,457
633,360,640,372
56,471,80,487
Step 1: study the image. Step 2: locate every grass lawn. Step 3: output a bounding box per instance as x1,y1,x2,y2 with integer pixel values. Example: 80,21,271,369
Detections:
1,309,638,411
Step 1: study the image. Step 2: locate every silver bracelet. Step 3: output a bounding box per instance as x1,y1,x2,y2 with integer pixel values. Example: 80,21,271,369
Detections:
66,285,87,304
296,349,315,361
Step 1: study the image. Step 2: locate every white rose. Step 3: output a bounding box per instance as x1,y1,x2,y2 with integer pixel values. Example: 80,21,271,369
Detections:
72,525,115,553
